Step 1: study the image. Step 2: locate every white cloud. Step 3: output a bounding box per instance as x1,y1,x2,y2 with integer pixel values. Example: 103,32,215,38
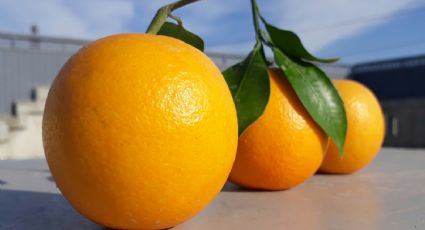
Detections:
65,1,134,38
0,0,421,55
178,0,246,21
208,0,423,54
207,41,254,55
138,0,247,36
0,0,134,39
263,0,420,52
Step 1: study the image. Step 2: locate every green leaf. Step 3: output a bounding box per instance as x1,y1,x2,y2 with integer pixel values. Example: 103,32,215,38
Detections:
265,23,339,63
272,48,347,156
158,22,204,51
223,44,270,135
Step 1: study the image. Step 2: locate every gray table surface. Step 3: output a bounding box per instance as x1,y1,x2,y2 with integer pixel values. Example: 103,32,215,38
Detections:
1,148,424,230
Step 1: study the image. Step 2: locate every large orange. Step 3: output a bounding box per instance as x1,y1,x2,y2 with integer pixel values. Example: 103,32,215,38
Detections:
319,80,384,174
229,68,327,190
42,34,238,229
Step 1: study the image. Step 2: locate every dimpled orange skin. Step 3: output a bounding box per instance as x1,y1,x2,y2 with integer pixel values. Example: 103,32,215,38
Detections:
42,34,238,230
229,68,327,190
319,80,385,174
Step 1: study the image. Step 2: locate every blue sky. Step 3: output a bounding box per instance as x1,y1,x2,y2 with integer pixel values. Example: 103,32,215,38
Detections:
0,0,424,64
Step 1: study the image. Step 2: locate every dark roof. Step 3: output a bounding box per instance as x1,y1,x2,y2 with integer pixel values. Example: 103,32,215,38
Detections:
352,54,425,74
350,55,425,101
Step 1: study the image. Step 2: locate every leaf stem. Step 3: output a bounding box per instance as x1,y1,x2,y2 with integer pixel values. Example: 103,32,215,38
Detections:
169,14,183,27
250,0,262,43
146,0,201,34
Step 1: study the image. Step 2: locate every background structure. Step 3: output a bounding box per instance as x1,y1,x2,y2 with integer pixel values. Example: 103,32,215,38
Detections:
0,32,350,114
351,56,425,148
0,31,422,159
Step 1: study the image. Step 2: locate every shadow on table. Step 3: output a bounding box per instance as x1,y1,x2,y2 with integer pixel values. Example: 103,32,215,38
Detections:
222,181,241,192
0,190,104,230
221,181,287,192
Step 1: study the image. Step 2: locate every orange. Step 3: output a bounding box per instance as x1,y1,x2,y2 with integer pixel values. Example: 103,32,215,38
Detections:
319,79,384,174
229,68,327,190
42,34,238,229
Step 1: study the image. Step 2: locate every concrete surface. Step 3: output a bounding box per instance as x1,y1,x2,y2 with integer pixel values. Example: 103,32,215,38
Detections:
0,86,47,160
0,114,44,160
0,148,424,229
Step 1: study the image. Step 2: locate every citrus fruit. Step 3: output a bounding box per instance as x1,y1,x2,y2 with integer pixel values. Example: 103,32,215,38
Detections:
42,34,238,229
229,68,327,190
319,79,384,174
